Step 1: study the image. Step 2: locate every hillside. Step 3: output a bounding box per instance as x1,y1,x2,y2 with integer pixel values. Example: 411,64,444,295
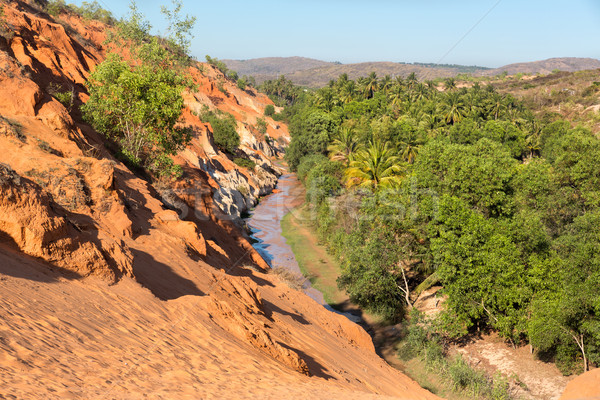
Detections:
0,1,438,399
223,56,600,88
482,57,600,76
223,57,489,87
491,68,600,134
222,56,334,78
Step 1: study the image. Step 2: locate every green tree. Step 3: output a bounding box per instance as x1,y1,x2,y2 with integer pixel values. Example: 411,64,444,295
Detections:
328,126,358,165
286,109,336,170
160,0,196,59
201,110,240,153
362,72,379,99
441,92,467,125
82,54,190,176
264,104,275,116
345,140,403,190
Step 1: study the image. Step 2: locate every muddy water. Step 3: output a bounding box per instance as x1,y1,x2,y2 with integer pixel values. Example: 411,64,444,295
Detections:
245,174,326,304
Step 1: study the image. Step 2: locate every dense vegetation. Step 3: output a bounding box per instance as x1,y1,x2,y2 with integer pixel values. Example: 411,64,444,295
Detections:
198,108,240,154
282,71,600,374
82,1,196,177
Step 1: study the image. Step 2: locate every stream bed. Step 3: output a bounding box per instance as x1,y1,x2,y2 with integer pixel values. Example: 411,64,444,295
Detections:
245,174,326,304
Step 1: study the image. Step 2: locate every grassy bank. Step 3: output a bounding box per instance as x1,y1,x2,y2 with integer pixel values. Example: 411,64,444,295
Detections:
280,207,345,306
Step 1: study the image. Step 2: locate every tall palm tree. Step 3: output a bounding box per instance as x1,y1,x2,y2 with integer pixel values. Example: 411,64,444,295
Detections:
388,85,404,109
442,92,467,125
345,140,403,190
362,72,379,99
413,83,429,102
394,75,405,90
486,92,506,120
339,81,356,104
399,131,424,164
425,80,437,91
328,127,358,165
380,75,393,93
406,72,418,90
444,77,457,91
314,88,336,111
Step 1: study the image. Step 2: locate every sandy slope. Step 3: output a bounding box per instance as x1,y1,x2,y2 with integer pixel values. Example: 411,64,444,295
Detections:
0,236,437,399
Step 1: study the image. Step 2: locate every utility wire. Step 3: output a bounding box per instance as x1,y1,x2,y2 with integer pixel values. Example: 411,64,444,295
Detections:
436,0,503,64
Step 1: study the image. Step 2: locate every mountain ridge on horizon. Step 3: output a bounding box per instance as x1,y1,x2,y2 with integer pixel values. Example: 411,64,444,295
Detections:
223,56,600,87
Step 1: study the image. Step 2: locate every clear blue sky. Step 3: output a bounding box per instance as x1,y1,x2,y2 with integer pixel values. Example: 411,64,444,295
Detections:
70,0,600,67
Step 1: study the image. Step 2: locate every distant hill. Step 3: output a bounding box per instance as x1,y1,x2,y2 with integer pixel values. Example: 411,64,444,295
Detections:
223,56,600,88
482,57,600,76
222,57,334,80
223,57,489,87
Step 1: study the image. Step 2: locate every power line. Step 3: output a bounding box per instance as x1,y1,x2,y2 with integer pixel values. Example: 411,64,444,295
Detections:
436,0,503,64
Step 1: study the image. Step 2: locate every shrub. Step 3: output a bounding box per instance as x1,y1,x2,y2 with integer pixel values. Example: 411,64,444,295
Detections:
82,53,191,177
236,184,250,197
296,154,328,183
45,0,68,16
48,83,74,111
201,110,240,153
0,117,25,140
233,157,256,170
255,117,267,135
71,1,115,24
264,104,275,117
216,81,228,95
227,70,238,81
271,266,307,290
205,55,229,75
236,78,247,90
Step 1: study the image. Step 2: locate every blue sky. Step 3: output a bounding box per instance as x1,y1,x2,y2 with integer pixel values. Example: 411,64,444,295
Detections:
70,0,600,67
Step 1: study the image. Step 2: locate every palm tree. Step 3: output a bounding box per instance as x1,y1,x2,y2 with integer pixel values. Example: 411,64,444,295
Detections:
393,76,406,92
444,77,457,91
413,83,429,102
362,72,379,99
328,126,358,165
399,131,424,164
486,92,506,120
406,72,418,90
388,85,404,109
339,81,356,104
314,88,336,111
442,92,467,125
380,75,393,93
345,140,403,190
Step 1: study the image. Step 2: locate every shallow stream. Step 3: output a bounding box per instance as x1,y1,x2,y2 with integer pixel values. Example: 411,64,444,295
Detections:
245,174,326,304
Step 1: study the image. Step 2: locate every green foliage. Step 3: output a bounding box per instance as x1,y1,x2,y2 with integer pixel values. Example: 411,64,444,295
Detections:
397,312,516,399
286,108,336,170
48,83,74,110
45,0,68,16
236,78,247,90
233,157,256,170
296,154,328,183
264,104,275,116
259,75,302,106
115,1,151,44
282,67,600,370
160,0,196,59
200,110,240,154
304,157,342,204
205,55,230,75
82,53,190,177
255,117,267,135
44,0,114,23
